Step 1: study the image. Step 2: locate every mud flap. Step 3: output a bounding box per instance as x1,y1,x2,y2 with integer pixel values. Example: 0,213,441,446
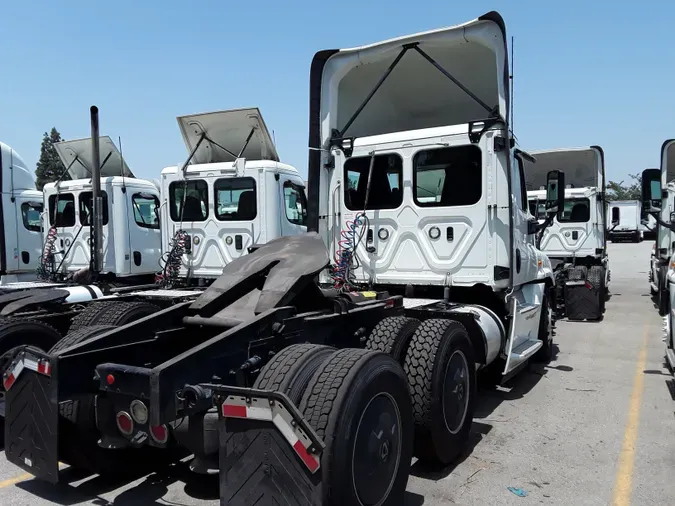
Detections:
3,348,59,483
214,386,324,506
565,280,601,321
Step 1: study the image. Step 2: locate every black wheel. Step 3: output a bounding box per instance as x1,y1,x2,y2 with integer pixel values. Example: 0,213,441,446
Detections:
568,265,587,281
50,324,115,354
535,292,553,362
68,301,160,333
68,301,124,332
366,316,421,363
53,325,167,475
403,319,476,465
300,348,413,506
253,343,335,404
659,266,669,317
587,266,606,315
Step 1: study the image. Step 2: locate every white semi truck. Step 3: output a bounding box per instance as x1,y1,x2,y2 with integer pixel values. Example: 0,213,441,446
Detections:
607,200,643,243
642,140,675,317
0,12,564,506
526,146,610,321
0,142,45,288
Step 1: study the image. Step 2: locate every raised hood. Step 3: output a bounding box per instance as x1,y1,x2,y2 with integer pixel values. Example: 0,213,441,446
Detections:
177,107,279,164
662,139,675,185
523,147,604,191
312,11,510,145
54,136,133,180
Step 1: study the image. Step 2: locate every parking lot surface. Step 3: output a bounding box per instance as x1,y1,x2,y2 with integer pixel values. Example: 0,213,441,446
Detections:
0,241,672,505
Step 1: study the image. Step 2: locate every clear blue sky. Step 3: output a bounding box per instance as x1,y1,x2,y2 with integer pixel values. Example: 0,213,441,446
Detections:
1,1,672,186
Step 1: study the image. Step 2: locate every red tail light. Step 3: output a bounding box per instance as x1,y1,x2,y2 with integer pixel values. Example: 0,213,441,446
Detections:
116,411,134,436
150,424,168,444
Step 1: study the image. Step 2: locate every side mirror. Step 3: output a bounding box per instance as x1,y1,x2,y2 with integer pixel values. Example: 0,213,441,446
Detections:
545,170,565,217
641,168,662,213
670,211,675,223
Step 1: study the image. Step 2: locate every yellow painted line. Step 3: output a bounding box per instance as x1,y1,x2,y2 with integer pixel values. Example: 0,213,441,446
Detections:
0,472,32,489
612,325,649,506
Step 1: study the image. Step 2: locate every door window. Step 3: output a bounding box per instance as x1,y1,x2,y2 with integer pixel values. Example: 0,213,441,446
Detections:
21,202,43,232
132,193,160,229
558,198,591,223
283,181,308,225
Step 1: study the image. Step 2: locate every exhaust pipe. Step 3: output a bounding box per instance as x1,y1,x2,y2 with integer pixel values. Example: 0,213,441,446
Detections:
90,106,103,275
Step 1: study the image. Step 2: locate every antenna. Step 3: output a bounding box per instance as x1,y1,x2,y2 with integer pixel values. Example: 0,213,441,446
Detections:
119,136,126,190
510,36,515,135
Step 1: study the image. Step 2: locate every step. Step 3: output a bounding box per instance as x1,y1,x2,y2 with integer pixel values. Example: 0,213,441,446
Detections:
511,338,543,357
666,348,675,372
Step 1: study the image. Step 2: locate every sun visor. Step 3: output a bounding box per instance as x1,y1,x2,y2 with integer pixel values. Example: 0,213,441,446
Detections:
54,136,133,180
177,107,279,164
317,11,509,143
523,147,603,191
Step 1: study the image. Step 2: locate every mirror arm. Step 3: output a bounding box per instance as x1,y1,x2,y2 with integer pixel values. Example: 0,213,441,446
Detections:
653,212,675,233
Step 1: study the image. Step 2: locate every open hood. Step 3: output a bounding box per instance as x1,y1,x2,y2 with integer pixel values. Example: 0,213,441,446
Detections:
523,147,604,191
177,107,279,165
662,139,675,185
311,11,509,146
54,136,133,180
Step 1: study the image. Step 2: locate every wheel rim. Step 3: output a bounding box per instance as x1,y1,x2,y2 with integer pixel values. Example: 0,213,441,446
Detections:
352,392,402,506
442,350,470,435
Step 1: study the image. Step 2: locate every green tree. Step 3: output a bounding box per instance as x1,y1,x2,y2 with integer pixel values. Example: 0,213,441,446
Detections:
606,173,641,201
35,127,69,191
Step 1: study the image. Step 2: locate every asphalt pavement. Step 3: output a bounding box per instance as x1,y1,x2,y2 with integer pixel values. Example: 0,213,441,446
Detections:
0,240,671,505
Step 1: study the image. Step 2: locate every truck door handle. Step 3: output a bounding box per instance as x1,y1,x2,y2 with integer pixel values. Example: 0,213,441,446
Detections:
572,231,578,240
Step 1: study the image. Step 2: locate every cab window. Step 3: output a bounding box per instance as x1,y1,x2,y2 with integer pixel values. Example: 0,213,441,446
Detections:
214,177,257,221
48,193,75,227
344,154,403,211
558,198,591,223
413,145,481,207
283,181,308,225
132,193,160,229
21,202,43,232
79,191,109,225
169,180,208,222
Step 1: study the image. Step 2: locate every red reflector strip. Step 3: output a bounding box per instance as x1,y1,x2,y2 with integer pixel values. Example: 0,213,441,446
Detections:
585,281,593,290
222,404,248,418
37,361,51,376
293,439,319,473
3,373,15,391
221,396,322,473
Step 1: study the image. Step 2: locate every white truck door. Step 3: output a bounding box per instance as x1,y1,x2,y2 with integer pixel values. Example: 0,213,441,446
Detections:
278,176,308,238
15,197,43,273
127,191,162,275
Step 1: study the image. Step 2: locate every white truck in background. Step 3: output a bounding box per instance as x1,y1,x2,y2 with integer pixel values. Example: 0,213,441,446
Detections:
0,142,47,287
525,146,610,321
607,200,643,243
642,140,675,317
158,107,308,284
641,140,675,368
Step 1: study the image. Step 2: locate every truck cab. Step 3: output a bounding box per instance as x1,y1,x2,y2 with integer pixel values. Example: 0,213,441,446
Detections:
642,140,675,318
308,12,557,376
159,108,307,282
607,200,643,243
0,142,44,286
43,136,162,282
